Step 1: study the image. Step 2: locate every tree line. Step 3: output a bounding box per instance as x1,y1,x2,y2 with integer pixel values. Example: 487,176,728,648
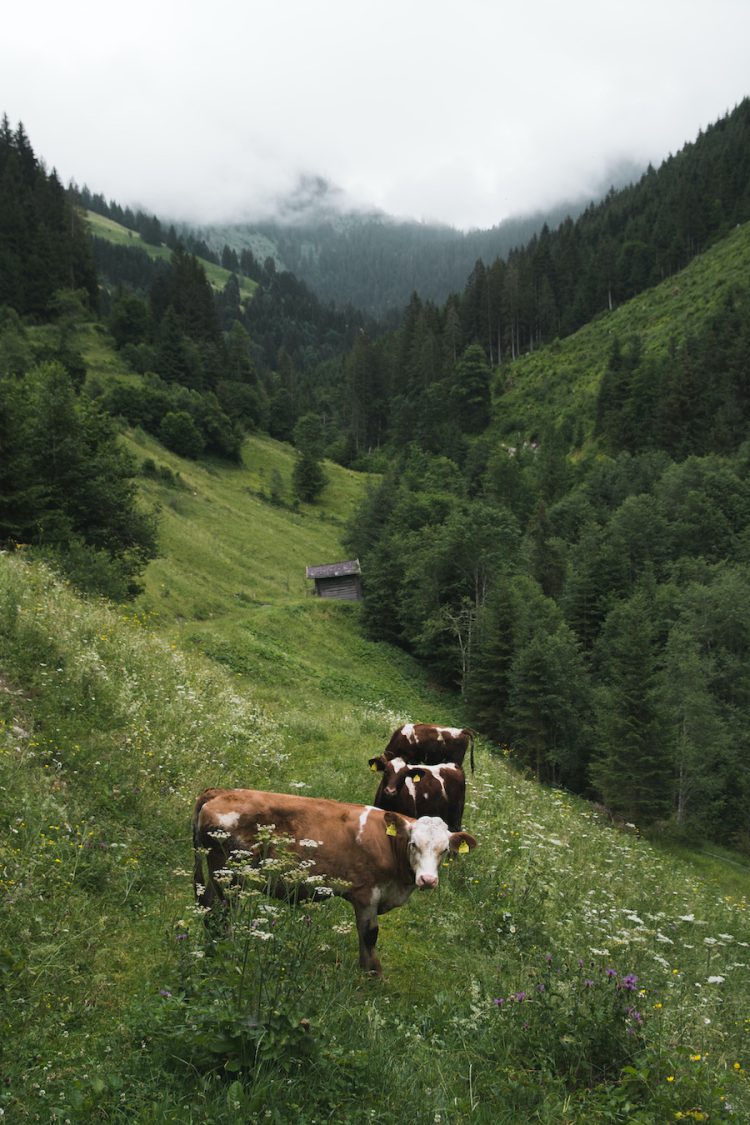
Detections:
345,429,750,849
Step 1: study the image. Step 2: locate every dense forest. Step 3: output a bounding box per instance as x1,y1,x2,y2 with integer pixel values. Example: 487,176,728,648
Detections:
3,101,750,850
0,117,156,596
339,99,750,850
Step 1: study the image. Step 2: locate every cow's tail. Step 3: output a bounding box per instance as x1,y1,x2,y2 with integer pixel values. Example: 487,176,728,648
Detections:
192,788,223,907
466,729,476,774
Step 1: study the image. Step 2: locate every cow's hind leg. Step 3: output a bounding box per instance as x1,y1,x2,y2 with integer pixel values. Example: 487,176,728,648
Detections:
353,901,382,977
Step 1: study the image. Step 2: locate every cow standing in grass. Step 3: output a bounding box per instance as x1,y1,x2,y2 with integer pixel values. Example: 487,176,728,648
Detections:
193,787,477,976
372,723,476,773
371,758,466,831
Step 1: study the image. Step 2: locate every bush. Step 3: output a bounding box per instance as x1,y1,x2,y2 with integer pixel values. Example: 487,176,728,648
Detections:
159,410,205,459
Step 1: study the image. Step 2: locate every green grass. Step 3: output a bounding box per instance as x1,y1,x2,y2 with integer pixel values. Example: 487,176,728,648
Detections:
491,220,750,443
2,416,749,1119
3,225,750,1118
84,210,257,300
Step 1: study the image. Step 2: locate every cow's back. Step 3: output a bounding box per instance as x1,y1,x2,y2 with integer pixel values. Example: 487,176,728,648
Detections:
194,788,406,903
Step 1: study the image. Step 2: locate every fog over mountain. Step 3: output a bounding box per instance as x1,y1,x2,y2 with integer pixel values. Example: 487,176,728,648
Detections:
2,0,748,231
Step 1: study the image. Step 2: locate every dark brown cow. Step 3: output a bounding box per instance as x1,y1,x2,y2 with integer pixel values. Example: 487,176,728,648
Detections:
371,722,476,773
193,787,477,976
372,757,466,831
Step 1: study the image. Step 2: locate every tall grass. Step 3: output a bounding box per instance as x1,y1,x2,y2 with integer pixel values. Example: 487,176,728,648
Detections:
2,551,748,1121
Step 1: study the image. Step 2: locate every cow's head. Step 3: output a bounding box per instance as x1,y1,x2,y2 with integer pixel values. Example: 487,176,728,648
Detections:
372,756,413,798
384,812,477,888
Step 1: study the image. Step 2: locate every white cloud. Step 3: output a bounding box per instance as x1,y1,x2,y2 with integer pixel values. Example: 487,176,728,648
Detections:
2,0,748,229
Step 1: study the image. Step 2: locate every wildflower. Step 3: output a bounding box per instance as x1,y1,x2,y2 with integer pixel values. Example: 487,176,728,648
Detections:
666,1075,675,1082
493,997,506,1006
690,1054,702,1062
159,989,172,998
706,975,725,984
605,968,618,979
620,973,638,991
583,979,595,988
513,992,528,1003
653,1001,663,1009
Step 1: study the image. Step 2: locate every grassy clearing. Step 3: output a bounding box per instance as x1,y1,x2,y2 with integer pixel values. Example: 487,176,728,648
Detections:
492,220,750,442
2,423,749,1121
84,210,257,300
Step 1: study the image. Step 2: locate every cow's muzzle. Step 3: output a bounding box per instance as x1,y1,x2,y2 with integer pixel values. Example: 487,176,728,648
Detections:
416,873,438,888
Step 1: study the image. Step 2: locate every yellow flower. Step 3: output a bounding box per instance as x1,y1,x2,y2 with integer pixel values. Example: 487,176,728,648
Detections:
653,1002,663,1009
690,1054,701,1061
666,1075,675,1082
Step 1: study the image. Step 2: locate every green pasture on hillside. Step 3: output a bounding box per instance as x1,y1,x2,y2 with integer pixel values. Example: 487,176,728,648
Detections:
84,210,257,300
491,220,750,444
2,417,750,1121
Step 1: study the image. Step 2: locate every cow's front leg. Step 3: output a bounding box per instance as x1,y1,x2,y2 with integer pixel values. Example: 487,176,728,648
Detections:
352,900,382,976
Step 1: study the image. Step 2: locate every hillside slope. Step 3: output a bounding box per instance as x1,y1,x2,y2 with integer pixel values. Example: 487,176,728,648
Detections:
2,424,749,1121
84,210,257,301
490,219,750,444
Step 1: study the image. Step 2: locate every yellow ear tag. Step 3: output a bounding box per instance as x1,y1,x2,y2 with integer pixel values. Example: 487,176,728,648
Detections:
370,762,378,771
413,774,421,782
458,841,470,854
386,823,397,837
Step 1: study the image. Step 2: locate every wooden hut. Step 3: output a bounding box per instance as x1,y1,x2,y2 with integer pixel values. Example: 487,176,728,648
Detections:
305,559,362,601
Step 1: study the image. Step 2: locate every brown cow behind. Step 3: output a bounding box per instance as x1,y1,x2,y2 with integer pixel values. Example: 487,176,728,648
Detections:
193,787,477,976
371,722,476,773
372,757,466,831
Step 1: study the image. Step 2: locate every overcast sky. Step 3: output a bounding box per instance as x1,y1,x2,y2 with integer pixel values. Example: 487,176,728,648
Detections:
3,0,749,230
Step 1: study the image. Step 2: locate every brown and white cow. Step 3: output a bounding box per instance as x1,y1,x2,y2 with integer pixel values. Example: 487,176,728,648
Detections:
371,757,466,831
193,787,477,976
371,723,476,773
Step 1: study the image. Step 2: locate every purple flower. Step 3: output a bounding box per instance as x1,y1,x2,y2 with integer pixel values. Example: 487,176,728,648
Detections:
514,991,528,1003
620,973,638,991
159,988,172,997
583,979,595,988
493,997,506,1006
537,983,546,993
605,968,617,979
175,932,188,942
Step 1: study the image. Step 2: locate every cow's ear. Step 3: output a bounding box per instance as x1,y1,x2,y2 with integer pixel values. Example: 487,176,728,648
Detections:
448,831,477,854
369,756,385,772
383,811,409,838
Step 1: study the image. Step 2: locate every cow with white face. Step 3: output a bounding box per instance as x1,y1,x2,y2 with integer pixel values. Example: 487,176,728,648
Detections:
193,787,477,976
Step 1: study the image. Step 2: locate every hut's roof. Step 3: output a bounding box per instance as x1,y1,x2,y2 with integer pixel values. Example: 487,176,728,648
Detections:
305,559,361,580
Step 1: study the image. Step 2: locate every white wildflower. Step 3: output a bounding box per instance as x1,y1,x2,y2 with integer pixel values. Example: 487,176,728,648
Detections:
707,975,725,984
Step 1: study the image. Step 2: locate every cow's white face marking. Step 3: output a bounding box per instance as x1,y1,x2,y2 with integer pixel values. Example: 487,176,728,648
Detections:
357,806,375,843
407,816,451,888
404,777,417,801
216,811,240,829
390,757,408,771
402,723,416,742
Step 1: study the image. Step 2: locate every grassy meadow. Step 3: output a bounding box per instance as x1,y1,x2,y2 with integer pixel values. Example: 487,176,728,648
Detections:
490,219,750,444
84,211,257,300
2,421,749,1123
